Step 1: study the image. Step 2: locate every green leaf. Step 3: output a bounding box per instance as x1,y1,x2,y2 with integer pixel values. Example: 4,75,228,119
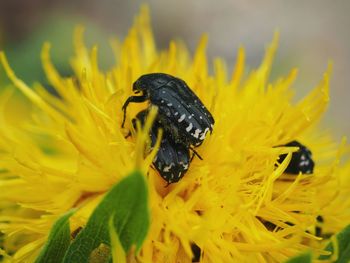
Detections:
63,170,149,263
285,252,312,263
35,209,75,263
319,224,350,262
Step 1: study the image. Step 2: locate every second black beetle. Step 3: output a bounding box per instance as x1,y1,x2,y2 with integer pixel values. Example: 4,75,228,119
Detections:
122,73,215,147
278,140,315,174
133,110,191,184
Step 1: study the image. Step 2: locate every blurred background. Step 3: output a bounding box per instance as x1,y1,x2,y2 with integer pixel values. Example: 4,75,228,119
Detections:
0,0,349,138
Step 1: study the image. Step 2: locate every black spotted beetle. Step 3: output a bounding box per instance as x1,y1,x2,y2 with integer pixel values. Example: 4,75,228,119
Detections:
133,110,191,184
278,140,315,174
122,73,215,147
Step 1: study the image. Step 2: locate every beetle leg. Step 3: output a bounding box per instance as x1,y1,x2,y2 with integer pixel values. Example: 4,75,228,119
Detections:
315,215,324,237
124,131,132,139
71,226,83,239
121,95,148,127
190,147,203,161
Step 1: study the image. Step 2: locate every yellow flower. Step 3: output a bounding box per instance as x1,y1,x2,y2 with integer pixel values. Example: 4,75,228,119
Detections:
1,6,350,263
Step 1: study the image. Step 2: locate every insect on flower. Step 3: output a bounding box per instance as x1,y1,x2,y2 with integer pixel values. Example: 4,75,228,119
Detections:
122,73,215,147
278,140,315,174
133,110,191,184
0,5,349,262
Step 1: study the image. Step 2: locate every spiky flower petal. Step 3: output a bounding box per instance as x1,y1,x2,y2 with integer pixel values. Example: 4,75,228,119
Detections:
0,6,349,263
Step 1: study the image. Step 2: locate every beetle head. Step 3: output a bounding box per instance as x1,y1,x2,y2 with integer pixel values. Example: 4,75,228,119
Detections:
133,73,172,94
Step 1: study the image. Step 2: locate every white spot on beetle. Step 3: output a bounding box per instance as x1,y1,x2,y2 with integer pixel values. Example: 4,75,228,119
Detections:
186,122,193,132
174,112,179,116
178,114,186,122
161,100,164,103
193,129,201,138
163,163,175,172
200,128,209,140
162,90,166,94
188,115,192,119
200,116,203,119
167,103,173,106
300,160,310,167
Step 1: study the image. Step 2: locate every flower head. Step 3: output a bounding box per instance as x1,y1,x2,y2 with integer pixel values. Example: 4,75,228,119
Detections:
0,6,350,263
